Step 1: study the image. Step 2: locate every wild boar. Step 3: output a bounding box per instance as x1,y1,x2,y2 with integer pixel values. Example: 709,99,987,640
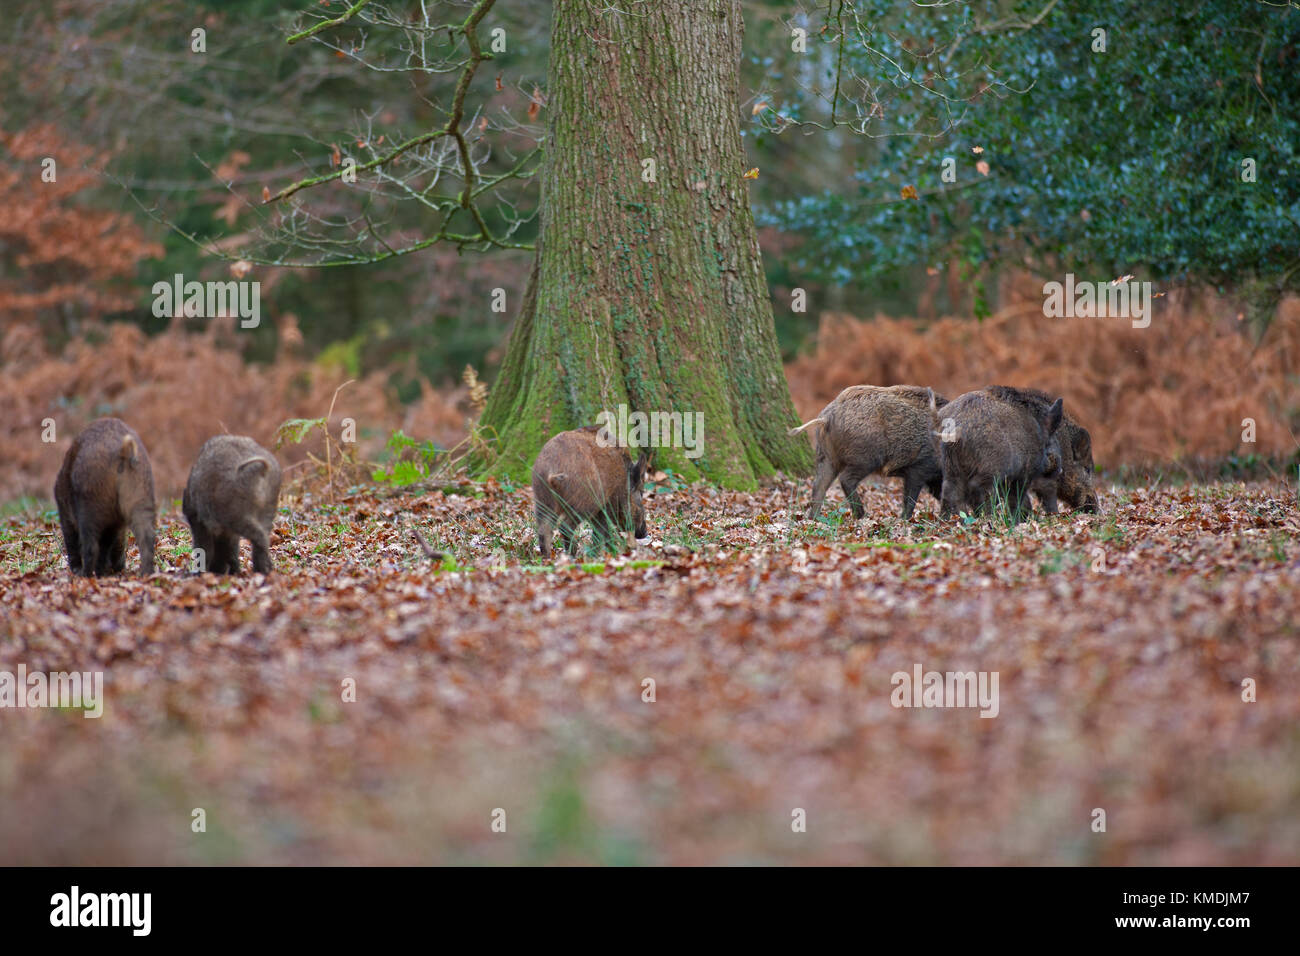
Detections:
53,417,157,576
933,385,1064,521
789,384,948,520
532,426,649,559
1021,389,1100,514
183,435,282,574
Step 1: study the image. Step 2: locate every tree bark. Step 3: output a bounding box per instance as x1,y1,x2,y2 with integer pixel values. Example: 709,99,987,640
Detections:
479,0,811,488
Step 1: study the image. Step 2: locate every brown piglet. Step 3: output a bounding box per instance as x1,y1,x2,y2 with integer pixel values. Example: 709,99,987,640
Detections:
790,384,948,520
54,418,157,576
183,435,282,574
532,426,649,559
933,385,1064,522
1021,389,1100,514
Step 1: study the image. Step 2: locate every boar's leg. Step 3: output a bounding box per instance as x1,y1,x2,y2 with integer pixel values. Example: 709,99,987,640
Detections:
1035,485,1059,515
939,475,966,519
536,514,556,560
927,475,944,505
804,458,838,520
838,471,867,519
900,469,929,520
211,534,239,575
190,525,214,573
60,514,82,574
76,509,101,577
132,515,155,576
249,529,273,575
559,519,580,557
100,526,126,575
534,501,559,559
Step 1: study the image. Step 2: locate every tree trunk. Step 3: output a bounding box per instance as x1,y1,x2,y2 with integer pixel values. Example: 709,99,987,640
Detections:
478,0,811,488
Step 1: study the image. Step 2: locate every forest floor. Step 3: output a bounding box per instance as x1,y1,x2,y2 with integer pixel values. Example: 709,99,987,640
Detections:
2,475,1298,865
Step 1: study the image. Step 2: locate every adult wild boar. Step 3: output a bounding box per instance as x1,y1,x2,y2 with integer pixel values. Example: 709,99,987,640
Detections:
789,384,948,520
183,435,282,574
933,385,1064,521
533,426,649,559
54,417,157,576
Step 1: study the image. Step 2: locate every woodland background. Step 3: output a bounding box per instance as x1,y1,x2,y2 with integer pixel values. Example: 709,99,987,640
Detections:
1,0,1299,867
1,0,1297,501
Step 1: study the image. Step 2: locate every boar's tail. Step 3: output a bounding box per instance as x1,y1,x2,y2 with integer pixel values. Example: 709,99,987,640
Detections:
119,435,139,466
927,388,943,429
787,417,826,436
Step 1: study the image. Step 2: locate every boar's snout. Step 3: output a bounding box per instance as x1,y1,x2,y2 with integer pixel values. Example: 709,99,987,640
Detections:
629,450,650,539
628,482,648,539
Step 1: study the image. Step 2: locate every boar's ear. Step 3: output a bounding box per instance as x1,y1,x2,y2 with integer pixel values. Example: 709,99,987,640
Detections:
1046,398,1064,436
1072,427,1092,458
238,457,270,476
630,448,650,487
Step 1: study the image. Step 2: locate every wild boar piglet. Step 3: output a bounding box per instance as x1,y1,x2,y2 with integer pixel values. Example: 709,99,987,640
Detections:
54,417,157,576
934,385,1064,521
790,384,948,520
1021,389,1099,514
183,435,282,574
532,426,649,559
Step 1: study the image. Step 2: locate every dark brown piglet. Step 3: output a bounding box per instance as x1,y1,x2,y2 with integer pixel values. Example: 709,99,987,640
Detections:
934,385,1064,522
54,418,157,576
1021,390,1099,514
183,435,282,574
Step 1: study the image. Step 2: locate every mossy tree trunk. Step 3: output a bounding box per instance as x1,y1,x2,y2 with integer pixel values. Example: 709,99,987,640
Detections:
478,0,811,488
